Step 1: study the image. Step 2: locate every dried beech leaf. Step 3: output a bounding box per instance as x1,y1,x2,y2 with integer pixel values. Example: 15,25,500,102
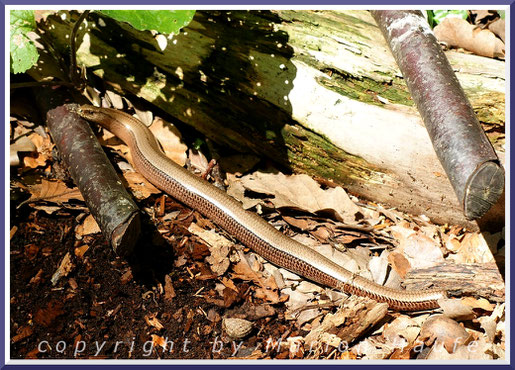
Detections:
150,117,187,166
122,171,161,199
26,179,84,205
238,172,361,223
226,173,261,210
439,298,476,321
434,18,504,58
477,316,496,342
10,136,36,166
426,337,493,360
34,300,64,327
488,18,505,42
75,214,101,237
232,251,279,303
281,215,311,231
105,90,125,109
368,250,389,285
188,148,209,174
188,223,232,276
460,296,495,311
419,315,472,353
22,133,53,169
450,232,496,264
398,232,445,269
383,316,420,348
387,252,411,278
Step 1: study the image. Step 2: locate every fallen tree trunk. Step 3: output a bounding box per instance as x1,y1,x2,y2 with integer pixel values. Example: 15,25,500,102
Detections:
33,10,505,230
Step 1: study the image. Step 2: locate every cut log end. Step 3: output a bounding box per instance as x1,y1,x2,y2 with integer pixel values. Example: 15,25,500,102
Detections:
111,211,141,257
464,161,505,220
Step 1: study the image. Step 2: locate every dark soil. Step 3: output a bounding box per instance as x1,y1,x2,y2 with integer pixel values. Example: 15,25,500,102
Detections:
10,198,293,359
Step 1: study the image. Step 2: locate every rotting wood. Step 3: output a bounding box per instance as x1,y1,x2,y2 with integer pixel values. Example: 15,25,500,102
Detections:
404,262,504,303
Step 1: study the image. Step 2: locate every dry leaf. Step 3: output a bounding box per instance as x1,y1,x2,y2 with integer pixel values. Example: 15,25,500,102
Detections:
226,173,261,210
439,298,476,321
281,215,311,231
22,133,53,169
383,316,420,349
398,232,444,269
232,251,279,303
368,250,389,285
434,18,504,58
75,214,101,237
450,232,495,264
188,223,232,276
461,296,495,311
238,172,361,223
122,171,161,199
188,148,209,174
105,90,125,109
426,337,494,360
150,117,187,166
10,136,36,166
34,300,64,327
477,316,496,342
419,315,472,353
488,18,505,42
387,252,411,278
25,179,84,206
351,337,393,360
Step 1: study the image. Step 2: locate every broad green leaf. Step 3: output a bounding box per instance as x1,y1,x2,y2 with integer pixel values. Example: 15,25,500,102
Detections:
432,10,469,25
10,10,39,74
99,10,195,34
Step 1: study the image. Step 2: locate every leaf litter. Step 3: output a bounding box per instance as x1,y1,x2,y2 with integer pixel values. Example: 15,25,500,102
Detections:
10,98,505,360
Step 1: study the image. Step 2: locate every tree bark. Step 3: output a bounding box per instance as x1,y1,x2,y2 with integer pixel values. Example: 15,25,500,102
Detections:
33,10,505,230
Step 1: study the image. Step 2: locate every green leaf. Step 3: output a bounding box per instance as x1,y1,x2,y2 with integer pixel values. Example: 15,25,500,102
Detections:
99,10,195,34
498,10,505,20
426,10,435,28
10,10,39,74
431,10,469,25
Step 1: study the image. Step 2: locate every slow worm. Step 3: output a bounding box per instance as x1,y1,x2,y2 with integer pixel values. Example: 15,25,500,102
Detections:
78,105,446,311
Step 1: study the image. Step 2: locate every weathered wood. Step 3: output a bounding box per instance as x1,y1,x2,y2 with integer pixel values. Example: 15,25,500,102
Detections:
404,262,504,303
32,10,505,229
303,296,388,349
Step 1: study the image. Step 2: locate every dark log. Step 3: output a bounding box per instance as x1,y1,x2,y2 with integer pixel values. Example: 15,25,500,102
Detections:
36,87,140,256
371,10,504,220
